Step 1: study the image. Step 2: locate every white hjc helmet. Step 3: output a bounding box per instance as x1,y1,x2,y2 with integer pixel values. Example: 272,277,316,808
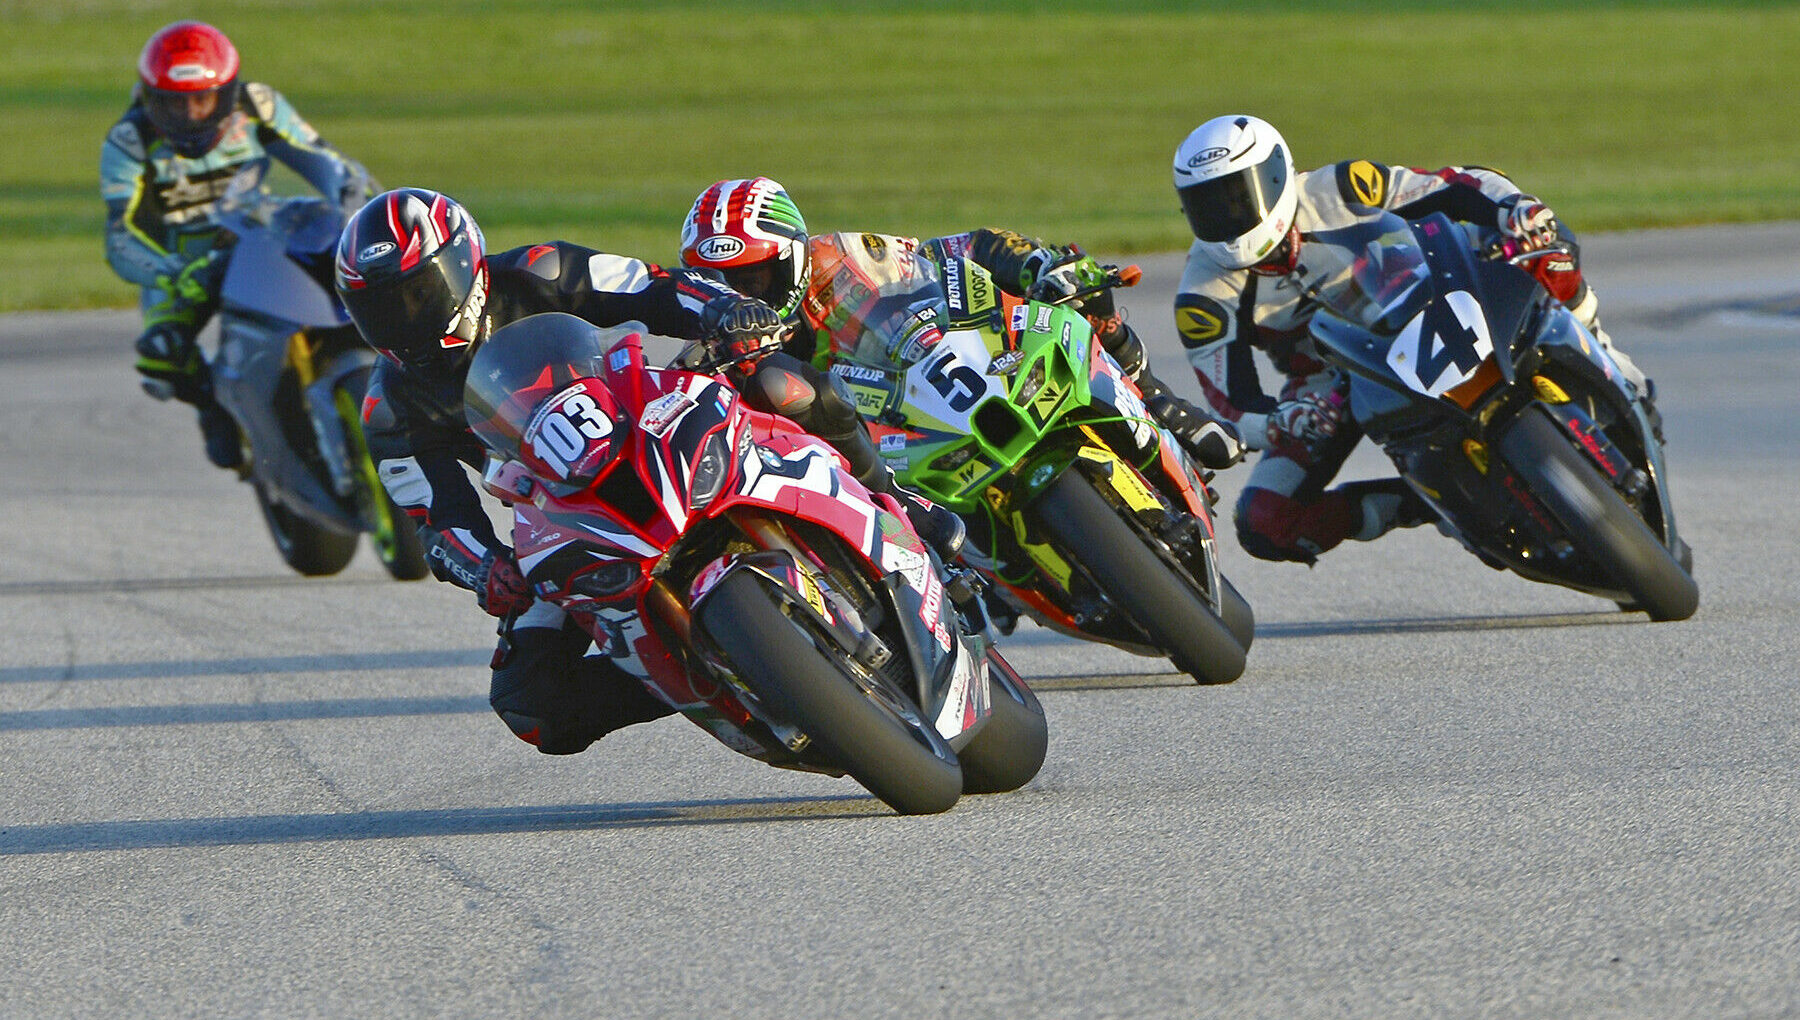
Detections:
1173,114,1298,270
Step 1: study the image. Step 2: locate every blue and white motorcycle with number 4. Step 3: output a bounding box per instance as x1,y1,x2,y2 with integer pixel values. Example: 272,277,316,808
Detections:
1302,210,1697,621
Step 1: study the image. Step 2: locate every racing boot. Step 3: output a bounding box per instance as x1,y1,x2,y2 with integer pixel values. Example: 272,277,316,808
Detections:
1335,478,1436,541
890,476,967,563
1094,316,1243,470
1145,391,1245,470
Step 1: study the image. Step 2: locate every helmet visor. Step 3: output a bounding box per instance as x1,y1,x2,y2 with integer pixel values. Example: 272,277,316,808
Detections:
718,253,795,312
143,82,237,154
342,244,479,363
1179,147,1289,243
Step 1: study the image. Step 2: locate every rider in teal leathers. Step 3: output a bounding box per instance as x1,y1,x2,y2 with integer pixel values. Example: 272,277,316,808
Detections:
100,20,373,468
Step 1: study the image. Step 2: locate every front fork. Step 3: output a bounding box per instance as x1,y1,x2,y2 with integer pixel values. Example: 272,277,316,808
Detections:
289,331,406,564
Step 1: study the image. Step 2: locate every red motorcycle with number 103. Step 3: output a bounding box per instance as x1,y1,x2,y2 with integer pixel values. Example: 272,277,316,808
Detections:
464,312,1047,815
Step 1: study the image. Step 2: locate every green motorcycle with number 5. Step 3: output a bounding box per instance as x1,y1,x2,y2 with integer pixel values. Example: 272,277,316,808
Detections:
803,232,1251,684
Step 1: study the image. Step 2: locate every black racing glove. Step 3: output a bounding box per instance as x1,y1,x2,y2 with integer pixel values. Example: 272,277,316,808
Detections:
701,295,786,365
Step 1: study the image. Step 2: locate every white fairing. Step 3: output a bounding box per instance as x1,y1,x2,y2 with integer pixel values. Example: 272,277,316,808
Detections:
902,328,1005,433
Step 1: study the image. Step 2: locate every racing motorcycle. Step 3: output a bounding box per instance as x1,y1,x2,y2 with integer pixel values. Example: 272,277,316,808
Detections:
209,174,426,579
808,236,1250,685
464,312,1047,815
1302,210,1697,621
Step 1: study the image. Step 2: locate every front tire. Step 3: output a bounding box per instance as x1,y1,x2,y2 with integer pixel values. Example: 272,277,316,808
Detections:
956,647,1048,794
1499,408,1698,622
697,570,964,815
253,481,358,577
1033,469,1246,684
1221,575,1255,652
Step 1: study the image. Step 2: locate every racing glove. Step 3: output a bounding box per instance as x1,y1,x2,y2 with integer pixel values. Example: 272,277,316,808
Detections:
1266,393,1343,447
1028,249,1117,318
701,294,786,364
1499,197,1558,250
156,248,227,307
475,549,533,618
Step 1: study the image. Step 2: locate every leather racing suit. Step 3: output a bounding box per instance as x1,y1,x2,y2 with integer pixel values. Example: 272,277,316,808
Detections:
100,82,372,465
1172,161,1640,564
363,242,745,753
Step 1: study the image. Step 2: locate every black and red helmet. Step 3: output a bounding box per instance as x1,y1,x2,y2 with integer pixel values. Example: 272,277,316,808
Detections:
137,21,241,158
335,189,490,373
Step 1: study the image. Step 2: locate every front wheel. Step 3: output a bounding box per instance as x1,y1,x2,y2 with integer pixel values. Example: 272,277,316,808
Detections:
696,570,964,815
253,481,358,577
1033,469,1246,684
956,647,1048,795
1498,408,1698,622
1221,575,1255,652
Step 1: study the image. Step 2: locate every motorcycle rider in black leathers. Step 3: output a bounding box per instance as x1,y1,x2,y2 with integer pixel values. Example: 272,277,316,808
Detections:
334,188,960,755
678,177,1245,476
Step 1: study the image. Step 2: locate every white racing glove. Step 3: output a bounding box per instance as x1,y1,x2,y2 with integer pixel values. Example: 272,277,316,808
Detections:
1499,197,1558,250
1265,392,1343,447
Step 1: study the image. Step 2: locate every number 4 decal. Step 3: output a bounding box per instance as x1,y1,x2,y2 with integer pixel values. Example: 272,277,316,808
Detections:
1388,290,1494,397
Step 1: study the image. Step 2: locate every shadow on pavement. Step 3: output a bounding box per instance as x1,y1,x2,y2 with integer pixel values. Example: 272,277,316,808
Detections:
0,796,889,855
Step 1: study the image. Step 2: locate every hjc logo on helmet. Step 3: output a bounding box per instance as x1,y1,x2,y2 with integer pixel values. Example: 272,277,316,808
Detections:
1188,146,1230,168
358,241,396,262
695,236,744,262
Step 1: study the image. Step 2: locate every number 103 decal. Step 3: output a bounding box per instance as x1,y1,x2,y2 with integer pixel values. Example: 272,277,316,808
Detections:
523,381,618,481
1388,290,1493,397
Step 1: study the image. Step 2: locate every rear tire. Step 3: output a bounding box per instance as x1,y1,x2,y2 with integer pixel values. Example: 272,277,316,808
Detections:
1499,408,1698,622
697,570,964,815
1034,470,1246,684
253,482,358,577
956,647,1048,794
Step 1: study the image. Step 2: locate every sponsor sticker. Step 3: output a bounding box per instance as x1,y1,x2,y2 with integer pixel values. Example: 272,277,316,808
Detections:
639,390,695,437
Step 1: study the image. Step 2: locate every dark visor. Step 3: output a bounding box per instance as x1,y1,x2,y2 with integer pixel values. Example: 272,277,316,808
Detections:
1179,146,1289,243
342,244,477,359
721,254,791,310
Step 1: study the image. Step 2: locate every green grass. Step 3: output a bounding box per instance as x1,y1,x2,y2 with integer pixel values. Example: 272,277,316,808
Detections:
5,0,1799,311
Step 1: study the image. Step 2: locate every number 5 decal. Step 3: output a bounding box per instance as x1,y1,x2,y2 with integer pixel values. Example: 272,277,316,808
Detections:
923,349,986,413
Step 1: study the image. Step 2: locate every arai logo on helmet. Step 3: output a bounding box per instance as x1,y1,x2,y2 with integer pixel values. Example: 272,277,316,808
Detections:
695,236,745,263
1187,146,1230,168
358,241,397,262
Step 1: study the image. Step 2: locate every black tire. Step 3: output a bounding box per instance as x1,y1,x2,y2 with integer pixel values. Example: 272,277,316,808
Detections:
1034,470,1246,684
956,647,1048,795
1499,408,1698,622
253,482,358,577
1221,575,1255,653
697,570,964,815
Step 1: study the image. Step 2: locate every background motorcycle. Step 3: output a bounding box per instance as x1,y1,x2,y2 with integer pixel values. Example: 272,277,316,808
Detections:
209,176,426,579
810,239,1250,685
1305,210,1697,621
465,313,1047,815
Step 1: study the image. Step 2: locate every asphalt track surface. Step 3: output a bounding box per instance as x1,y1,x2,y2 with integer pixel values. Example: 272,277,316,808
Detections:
3,224,1797,1018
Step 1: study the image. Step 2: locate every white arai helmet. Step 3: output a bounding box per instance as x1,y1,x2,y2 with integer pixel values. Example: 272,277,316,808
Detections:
1172,114,1298,270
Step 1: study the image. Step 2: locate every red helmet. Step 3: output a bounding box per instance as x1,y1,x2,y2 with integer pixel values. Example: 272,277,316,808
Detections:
679,178,810,318
137,21,241,158
334,189,490,374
